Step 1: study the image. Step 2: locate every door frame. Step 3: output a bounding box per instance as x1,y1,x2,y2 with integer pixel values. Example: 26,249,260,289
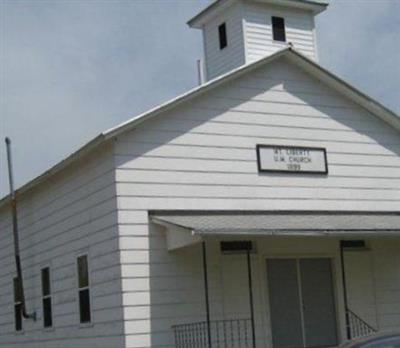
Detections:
261,253,342,348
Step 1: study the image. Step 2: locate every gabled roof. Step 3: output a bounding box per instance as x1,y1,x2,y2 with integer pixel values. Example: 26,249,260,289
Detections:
103,46,400,138
1,46,399,207
188,0,329,29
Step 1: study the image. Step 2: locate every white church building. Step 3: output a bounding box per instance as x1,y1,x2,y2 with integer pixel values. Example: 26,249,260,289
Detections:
1,0,400,347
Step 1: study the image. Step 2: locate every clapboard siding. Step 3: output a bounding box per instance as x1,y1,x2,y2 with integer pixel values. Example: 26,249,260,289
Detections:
116,170,400,191
0,142,124,348
120,225,225,348
243,3,317,62
115,145,400,168
345,251,378,329
119,231,347,348
371,240,400,331
203,3,245,80
116,184,400,202
119,197,399,212
114,57,400,347
115,159,400,182
113,121,399,147
200,1,318,81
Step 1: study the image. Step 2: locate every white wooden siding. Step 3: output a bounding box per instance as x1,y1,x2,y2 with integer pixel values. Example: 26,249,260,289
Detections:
116,58,400,212
119,228,400,348
243,3,317,63
118,232,347,348
203,3,246,80
344,239,400,331
0,143,124,348
371,240,400,331
114,57,400,347
201,2,318,81
345,250,378,329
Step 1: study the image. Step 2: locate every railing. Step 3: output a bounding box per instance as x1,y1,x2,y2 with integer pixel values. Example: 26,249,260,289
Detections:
173,318,252,348
347,309,377,340
173,311,377,348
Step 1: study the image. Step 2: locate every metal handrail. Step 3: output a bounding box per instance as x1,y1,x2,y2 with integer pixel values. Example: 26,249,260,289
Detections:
173,310,376,348
173,318,252,348
347,309,377,340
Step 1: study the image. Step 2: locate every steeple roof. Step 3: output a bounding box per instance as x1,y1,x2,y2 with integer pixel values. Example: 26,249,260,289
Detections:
188,0,329,28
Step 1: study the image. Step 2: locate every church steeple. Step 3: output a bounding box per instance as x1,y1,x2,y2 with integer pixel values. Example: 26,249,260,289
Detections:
188,0,328,81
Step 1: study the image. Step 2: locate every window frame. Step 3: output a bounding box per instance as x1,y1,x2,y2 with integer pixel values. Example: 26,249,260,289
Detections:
41,266,53,329
218,22,228,50
76,253,92,326
13,277,23,333
271,16,286,42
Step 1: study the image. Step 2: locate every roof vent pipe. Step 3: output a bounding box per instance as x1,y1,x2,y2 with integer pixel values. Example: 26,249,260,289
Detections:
5,138,36,321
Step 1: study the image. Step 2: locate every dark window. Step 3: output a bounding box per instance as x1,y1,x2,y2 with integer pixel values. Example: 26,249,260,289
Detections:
14,304,22,332
77,255,91,323
13,277,22,332
341,240,367,249
13,277,22,303
41,268,50,296
41,267,52,328
43,298,52,328
272,16,286,42
218,23,228,49
77,255,89,288
79,289,91,323
221,241,253,253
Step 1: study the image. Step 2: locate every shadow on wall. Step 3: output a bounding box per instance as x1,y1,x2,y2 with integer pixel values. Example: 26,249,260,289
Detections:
147,225,266,348
147,223,207,348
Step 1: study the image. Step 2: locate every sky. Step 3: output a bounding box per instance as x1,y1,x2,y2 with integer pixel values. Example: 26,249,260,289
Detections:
0,0,399,197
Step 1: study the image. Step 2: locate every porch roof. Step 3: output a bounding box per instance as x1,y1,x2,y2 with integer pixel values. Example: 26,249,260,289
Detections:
150,211,400,237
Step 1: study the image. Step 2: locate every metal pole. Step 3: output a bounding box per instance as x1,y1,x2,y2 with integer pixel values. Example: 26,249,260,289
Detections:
197,59,203,85
340,241,351,340
247,249,256,348
202,241,212,348
5,138,36,321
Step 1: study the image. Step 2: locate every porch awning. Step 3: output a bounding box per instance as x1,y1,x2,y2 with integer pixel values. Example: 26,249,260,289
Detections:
150,211,400,237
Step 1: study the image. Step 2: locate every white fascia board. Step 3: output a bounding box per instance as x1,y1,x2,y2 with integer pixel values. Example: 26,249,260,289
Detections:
193,230,400,237
252,0,328,13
